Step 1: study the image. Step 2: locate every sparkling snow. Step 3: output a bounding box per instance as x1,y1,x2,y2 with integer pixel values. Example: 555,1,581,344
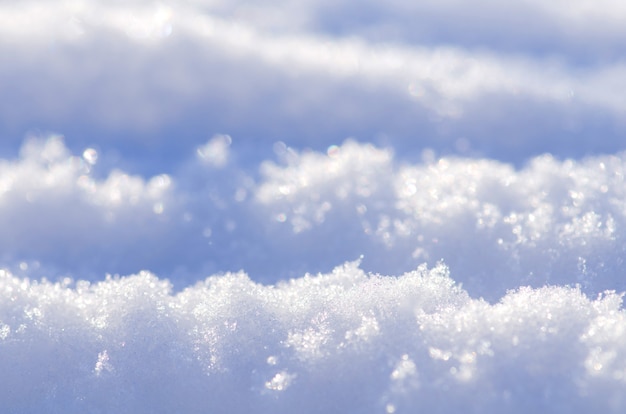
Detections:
1,263,626,412
3,0,626,412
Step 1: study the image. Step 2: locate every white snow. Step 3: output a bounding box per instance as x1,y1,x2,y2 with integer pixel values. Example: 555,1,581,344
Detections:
3,0,626,411
2,0,626,165
1,262,626,412
0,137,625,411
4,137,626,300
196,135,232,168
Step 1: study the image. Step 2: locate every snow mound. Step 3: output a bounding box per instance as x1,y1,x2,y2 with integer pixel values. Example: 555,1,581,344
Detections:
3,137,626,300
0,136,175,277
1,262,625,413
257,142,626,299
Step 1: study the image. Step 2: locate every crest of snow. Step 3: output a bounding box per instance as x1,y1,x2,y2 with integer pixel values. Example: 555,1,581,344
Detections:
1,262,626,412
0,136,175,277
2,0,626,164
257,141,393,233
2,137,626,299
255,141,626,299
4,135,171,209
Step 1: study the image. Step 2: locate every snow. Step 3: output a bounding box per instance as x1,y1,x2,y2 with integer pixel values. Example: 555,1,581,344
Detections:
2,263,626,412
1,137,626,412
4,137,626,300
3,0,626,411
2,0,626,167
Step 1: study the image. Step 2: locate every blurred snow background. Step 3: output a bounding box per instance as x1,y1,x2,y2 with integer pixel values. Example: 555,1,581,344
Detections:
2,0,626,412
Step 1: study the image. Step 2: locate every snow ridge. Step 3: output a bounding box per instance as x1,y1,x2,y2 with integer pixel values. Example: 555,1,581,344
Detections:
1,262,625,413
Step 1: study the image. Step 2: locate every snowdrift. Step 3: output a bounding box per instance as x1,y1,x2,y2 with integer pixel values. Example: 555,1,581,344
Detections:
2,262,626,413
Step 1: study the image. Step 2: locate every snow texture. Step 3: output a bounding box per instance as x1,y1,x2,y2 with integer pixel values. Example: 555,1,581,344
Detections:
5,137,626,300
2,0,626,168
3,0,626,412
2,136,626,412
3,262,626,413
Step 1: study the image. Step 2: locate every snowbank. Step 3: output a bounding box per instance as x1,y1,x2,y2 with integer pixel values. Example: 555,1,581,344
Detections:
2,0,626,167
1,262,625,413
3,0,626,411
4,137,626,300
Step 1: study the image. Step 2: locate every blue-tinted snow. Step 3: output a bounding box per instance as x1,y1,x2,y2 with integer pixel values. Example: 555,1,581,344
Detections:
2,264,626,413
3,0,626,412
1,1,626,171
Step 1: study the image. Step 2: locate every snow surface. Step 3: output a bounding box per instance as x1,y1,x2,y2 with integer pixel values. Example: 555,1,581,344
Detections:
3,262,626,413
3,0,626,412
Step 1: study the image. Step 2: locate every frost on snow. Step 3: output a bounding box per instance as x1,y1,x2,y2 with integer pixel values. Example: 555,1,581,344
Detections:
0,263,626,413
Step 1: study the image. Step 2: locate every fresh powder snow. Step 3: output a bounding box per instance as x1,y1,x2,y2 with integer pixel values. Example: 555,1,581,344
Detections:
2,0,626,412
